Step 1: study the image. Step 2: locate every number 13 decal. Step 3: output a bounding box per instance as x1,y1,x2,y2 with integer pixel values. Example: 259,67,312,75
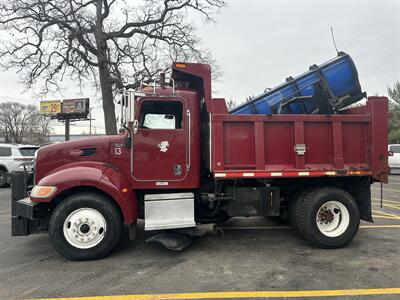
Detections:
115,146,122,156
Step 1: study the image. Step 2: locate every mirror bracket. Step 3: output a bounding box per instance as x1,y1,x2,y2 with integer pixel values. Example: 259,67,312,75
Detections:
133,119,139,134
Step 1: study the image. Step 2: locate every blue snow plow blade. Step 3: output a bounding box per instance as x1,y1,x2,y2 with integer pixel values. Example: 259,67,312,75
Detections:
230,52,366,115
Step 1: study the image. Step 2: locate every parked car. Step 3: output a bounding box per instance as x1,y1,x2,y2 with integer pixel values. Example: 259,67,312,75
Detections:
0,144,39,187
388,144,400,174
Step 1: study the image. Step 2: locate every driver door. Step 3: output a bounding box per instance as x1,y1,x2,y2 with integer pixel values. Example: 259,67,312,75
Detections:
132,99,188,184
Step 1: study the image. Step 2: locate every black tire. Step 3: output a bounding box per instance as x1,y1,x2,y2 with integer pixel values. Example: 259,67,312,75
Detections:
49,192,122,261
0,170,8,188
295,187,360,249
288,188,312,234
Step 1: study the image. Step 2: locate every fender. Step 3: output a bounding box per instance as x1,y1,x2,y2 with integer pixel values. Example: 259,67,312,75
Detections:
32,162,108,203
31,162,138,224
98,166,138,224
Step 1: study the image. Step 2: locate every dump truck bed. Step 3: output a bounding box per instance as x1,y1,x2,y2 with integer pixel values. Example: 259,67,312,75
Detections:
211,97,388,183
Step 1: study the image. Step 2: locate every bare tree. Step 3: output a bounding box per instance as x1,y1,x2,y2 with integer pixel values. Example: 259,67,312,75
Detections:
388,81,400,105
0,102,52,144
225,94,256,111
0,0,225,135
226,98,237,111
29,113,53,144
388,81,400,143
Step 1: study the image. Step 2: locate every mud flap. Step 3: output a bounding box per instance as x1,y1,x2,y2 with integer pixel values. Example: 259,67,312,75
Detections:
347,179,373,222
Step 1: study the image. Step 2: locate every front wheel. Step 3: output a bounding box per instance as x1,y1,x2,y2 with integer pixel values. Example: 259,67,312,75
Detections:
295,187,360,249
49,192,122,260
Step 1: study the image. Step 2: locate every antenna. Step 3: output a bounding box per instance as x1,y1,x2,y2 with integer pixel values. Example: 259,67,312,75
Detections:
330,26,339,55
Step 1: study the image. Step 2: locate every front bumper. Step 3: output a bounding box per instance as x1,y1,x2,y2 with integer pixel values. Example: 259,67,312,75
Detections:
15,198,38,220
11,171,47,236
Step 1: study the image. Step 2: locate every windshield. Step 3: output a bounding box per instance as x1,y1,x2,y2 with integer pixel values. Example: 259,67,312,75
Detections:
18,147,39,157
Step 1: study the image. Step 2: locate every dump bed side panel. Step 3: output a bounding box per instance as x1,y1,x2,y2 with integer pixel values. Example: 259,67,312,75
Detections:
211,97,388,182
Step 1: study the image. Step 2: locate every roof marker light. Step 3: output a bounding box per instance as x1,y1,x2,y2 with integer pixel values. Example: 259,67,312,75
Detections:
175,63,187,69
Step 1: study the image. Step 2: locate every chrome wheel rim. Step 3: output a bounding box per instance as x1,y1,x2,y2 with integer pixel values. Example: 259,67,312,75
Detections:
316,201,350,237
63,208,106,249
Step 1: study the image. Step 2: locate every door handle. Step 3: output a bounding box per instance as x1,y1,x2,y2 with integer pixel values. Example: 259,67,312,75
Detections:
174,164,182,176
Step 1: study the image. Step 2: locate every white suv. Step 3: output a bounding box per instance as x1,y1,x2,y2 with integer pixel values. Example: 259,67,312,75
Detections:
0,144,39,187
389,144,400,175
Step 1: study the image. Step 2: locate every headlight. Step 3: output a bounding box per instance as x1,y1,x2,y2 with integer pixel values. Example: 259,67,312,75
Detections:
30,185,57,198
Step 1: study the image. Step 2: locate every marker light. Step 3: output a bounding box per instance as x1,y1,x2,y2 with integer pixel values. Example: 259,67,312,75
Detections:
31,185,57,198
175,63,187,69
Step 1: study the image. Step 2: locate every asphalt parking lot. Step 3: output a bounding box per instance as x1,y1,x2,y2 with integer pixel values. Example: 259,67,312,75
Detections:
0,177,399,300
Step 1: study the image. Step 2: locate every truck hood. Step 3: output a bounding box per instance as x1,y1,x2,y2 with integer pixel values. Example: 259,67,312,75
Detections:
34,136,112,185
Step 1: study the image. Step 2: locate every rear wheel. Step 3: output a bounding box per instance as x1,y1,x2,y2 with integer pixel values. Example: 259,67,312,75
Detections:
49,192,122,260
288,188,311,233
295,187,360,248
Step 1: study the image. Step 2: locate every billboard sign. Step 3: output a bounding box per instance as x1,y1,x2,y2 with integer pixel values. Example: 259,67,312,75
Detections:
62,98,89,114
40,100,61,115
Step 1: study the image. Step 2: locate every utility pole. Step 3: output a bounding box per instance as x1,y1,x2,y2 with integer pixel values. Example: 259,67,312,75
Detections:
65,118,70,141
89,108,93,136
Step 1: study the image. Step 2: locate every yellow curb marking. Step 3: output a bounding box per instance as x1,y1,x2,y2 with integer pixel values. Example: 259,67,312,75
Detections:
372,202,400,211
372,215,400,220
372,210,400,219
360,225,400,228
372,198,400,204
34,288,400,299
372,187,400,193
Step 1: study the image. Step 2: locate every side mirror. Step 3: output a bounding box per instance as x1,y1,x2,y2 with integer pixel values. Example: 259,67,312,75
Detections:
388,151,394,157
164,114,174,120
133,119,139,134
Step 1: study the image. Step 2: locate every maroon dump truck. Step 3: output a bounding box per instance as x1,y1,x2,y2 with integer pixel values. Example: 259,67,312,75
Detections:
12,62,389,260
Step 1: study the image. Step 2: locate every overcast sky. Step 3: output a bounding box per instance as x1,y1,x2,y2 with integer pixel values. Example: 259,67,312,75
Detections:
0,0,399,135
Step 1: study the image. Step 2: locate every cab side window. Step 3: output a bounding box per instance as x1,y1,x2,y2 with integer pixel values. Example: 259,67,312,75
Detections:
390,145,400,154
139,101,183,129
0,147,11,157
